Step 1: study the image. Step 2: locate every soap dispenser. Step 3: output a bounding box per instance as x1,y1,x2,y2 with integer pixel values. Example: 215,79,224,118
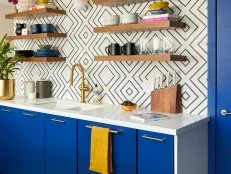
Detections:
93,84,101,104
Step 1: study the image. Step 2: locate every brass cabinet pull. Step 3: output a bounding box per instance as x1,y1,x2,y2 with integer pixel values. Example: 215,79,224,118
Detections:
86,125,120,134
22,113,35,117
142,135,166,142
1,109,11,113
51,119,65,123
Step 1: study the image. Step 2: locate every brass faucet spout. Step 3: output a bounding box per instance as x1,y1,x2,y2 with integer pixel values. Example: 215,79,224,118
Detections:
70,63,90,103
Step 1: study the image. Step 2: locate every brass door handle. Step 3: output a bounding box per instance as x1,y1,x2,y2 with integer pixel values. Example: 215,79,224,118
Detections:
142,135,166,142
86,125,120,134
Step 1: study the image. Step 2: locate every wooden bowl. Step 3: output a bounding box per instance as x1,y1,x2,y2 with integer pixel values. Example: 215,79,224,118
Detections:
120,104,137,111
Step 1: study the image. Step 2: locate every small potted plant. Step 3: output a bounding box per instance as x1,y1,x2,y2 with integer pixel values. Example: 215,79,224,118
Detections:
0,34,21,100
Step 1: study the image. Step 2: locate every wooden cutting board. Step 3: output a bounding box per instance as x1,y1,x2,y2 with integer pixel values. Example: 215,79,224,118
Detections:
151,85,182,114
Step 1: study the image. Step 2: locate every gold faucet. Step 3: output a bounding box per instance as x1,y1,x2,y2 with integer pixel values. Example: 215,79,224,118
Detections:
70,63,90,103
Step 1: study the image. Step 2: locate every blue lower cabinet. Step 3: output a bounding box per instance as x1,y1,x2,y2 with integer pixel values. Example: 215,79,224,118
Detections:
138,130,174,174
15,109,45,174
78,120,137,174
44,114,77,174
0,106,18,174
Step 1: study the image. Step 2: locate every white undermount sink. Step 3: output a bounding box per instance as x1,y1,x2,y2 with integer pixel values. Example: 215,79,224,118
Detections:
29,100,104,112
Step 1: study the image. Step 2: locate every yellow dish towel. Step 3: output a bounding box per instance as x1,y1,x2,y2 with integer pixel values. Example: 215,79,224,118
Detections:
89,126,113,174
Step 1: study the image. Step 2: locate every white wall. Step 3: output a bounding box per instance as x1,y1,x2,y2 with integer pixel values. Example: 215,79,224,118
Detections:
0,3,14,37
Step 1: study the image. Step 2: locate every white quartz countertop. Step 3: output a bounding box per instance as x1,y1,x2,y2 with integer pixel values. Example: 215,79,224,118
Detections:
0,97,209,135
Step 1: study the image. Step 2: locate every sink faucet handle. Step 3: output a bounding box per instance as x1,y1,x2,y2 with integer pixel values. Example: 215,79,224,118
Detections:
79,83,90,91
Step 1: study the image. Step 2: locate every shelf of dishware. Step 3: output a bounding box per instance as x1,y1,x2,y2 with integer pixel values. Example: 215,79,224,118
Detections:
93,0,153,7
5,8,66,20
6,33,67,40
94,21,186,33
94,54,187,61
21,57,66,62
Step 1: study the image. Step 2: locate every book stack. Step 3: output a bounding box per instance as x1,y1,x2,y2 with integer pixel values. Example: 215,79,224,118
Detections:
141,1,179,23
141,14,179,23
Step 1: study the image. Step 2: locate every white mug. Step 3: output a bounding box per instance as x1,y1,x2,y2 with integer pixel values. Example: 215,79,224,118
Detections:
24,81,35,97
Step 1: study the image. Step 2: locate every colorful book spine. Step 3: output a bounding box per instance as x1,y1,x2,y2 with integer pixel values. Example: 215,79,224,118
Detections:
141,17,169,23
144,14,178,19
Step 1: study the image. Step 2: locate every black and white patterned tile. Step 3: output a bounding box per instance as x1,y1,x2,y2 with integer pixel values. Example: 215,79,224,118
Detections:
14,0,208,115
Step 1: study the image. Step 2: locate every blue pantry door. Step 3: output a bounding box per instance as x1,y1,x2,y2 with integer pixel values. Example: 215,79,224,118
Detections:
216,0,231,173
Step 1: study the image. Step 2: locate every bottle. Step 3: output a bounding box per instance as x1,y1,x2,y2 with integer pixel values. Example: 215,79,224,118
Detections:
93,84,101,104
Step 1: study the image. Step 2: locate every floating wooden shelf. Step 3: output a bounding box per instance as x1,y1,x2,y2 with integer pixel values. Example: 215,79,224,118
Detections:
94,21,186,33
5,8,66,20
93,0,152,7
94,54,187,61
21,57,66,62
6,33,67,40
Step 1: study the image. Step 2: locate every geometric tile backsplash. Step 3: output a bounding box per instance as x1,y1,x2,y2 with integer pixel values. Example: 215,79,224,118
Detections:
14,0,208,115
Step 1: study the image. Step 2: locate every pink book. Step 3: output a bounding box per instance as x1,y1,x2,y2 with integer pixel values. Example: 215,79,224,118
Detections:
141,17,178,23
141,17,169,23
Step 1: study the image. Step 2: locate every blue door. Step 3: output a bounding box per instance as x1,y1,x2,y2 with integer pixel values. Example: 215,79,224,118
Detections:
45,114,77,174
216,0,231,172
78,120,136,174
138,130,174,174
16,109,45,174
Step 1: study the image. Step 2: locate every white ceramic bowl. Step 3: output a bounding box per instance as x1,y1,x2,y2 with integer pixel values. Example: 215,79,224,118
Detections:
121,13,138,18
121,13,138,24
103,15,120,20
103,19,120,26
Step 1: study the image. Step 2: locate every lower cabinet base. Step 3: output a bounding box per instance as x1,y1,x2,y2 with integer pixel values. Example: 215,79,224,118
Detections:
174,124,208,174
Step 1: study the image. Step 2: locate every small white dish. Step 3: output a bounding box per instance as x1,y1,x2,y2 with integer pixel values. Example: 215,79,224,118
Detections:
28,92,36,99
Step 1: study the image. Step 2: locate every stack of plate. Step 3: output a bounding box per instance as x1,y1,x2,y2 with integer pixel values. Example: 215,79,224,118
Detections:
34,45,58,57
102,15,120,26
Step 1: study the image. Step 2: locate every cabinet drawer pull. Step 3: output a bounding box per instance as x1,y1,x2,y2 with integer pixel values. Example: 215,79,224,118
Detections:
86,125,120,134
22,113,35,117
51,119,65,123
1,109,11,113
142,135,166,142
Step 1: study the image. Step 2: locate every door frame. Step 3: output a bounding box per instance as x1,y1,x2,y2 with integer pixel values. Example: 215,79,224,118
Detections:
208,0,217,173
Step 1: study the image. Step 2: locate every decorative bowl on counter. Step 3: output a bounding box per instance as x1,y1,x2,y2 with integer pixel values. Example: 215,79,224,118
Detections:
120,104,137,111
120,100,137,111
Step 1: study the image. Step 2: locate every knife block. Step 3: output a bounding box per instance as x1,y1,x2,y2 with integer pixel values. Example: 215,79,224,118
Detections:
151,85,182,114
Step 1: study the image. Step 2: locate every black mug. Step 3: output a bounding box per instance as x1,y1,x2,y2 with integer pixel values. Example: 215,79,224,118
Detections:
105,43,122,55
122,42,138,55
15,23,26,36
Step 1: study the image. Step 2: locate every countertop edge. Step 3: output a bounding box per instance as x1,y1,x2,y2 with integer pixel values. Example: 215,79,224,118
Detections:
0,100,210,136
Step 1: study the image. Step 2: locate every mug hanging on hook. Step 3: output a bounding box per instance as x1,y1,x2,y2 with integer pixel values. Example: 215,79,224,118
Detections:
75,0,89,10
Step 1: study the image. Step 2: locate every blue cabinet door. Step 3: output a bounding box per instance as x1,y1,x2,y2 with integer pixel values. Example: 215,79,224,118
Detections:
0,106,18,174
16,109,45,174
45,114,77,174
138,130,174,174
78,120,136,174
